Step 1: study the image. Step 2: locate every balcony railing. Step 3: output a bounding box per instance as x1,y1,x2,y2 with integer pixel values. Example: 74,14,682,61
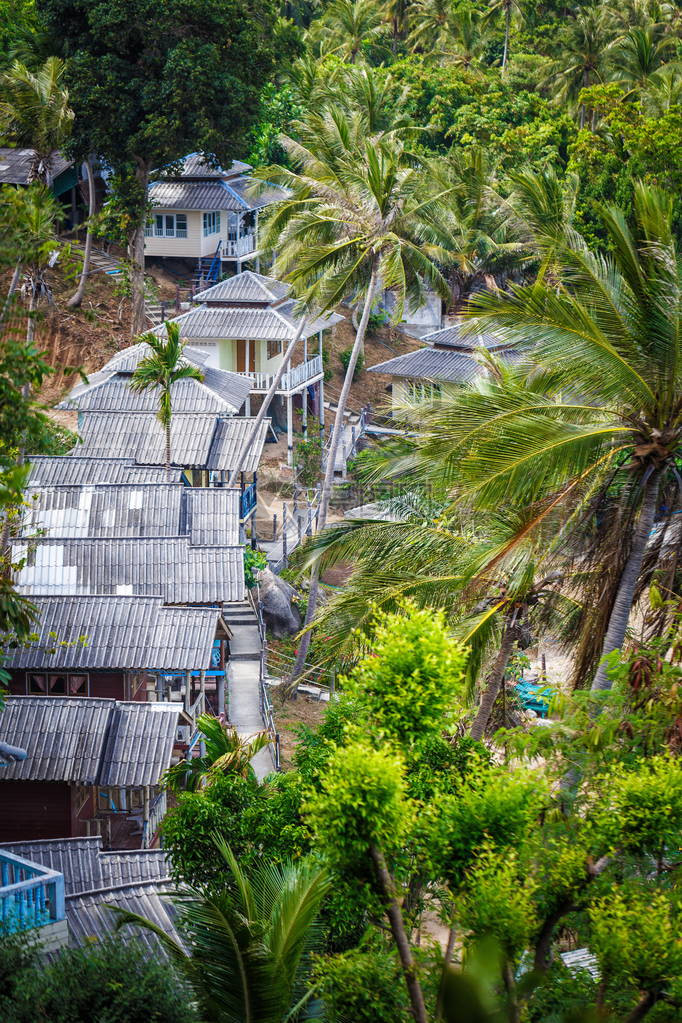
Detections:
241,481,257,518
142,791,167,849
243,356,323,393
0,850,65,933
225,234,256,258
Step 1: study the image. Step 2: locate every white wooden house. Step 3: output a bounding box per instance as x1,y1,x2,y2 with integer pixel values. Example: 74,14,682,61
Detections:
155,271,344,464
144,154,284,275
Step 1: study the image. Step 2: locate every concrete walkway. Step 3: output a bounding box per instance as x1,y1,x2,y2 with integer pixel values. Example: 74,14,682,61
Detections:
223,602,273,782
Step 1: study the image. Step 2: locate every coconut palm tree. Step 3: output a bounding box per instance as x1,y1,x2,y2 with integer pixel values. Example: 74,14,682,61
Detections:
418,183,682,693
407,0,456,53
162,715,271,792
130,321,204,479
485,0,524,71
258,110,451,691
544,8,615,127
307,0,386,63
115,838,330,1023
608,25,676,94
0,56,73,185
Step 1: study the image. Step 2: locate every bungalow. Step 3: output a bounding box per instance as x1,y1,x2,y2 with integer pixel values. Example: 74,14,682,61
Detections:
27,457,180,487
368,322,520,411
0,697,179,846
155,271,344,463
143,154,285,278
0,147,81,226
3,594,230,730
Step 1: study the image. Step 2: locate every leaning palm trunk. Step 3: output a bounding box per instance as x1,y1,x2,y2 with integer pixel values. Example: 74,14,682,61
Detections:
469,617,516,740
227,315,307,488
128,163,149,337
502,4,511,69
164,419,172,481
591,471,660,691
68,155,96,309
286,268,379,693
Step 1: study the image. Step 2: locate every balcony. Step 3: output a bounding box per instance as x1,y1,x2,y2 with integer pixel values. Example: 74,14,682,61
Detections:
0,850,66,946
224,234,257,259
243,356,323,394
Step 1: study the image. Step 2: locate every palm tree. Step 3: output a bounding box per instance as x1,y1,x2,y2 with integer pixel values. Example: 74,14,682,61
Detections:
163,715,270,792
608,26,676,94
0,57,73,185
307,0,386,63
258,109,451,691
544,8,614,128
115,838,330,1023
407,0,456,53
445,7,490,70
130,321,204,479
419,182,682,693
485,0,524,71
67,154,97,309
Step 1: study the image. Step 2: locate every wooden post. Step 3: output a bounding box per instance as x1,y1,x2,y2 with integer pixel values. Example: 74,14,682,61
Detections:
318,331,325,443
302,386,308,439
272,512,277,540
282,502,288,567
184,670,191,715
297,514,302,543
293,486,298,517
217,672,225,717
142,785,150,849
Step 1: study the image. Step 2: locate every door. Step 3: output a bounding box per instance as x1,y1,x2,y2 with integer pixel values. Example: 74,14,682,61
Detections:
236,340,256,373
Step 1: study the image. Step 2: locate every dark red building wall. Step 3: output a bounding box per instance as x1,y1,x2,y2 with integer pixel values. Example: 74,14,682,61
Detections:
0,781,72,841
7,670,126,700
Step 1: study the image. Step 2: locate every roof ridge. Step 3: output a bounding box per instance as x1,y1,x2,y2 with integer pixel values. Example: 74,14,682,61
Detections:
65,877,173,901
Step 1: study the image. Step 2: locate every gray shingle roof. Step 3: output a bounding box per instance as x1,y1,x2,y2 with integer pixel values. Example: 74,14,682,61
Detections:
0,697,178,785
69,413,268,473
21,484,240,545
27,457,179,487
3,595,221,670
166,154,251,179
148,175,282,213
154,303,342,341
99,343,212,375
0,148,72,185
369,347,485,384
13,537,244,603
65,880,179,952
193,271,290,304
420,324,507,350
208,417,270,473
0,837,169,896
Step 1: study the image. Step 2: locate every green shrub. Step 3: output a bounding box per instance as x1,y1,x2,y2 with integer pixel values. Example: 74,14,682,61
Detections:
339,345,365,380
294,436,323,486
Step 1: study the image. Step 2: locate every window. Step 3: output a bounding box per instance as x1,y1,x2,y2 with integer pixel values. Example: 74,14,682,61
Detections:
28,672,88,695
146,213,187,239
267,338,283,360
406,380,441,403
202,210,220,236
97,787,144,813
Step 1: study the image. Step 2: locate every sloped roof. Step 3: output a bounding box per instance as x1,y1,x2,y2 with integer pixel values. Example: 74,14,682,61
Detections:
421,323,507,350
0,147,72,185
193,270,290,305
154,303,342,342
21,484,240,545
148,176,282,213
99,343,212,375
0,837,169,896
369,347,485,384
27,457,179,487
59,347,251,416
2,595,221,670
13,537,244,603
66,880,179,952
0,698,178,785
69,412,268,473
164,154,251,179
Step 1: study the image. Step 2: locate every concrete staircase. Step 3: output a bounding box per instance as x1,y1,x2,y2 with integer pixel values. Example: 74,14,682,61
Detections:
223,601,272,782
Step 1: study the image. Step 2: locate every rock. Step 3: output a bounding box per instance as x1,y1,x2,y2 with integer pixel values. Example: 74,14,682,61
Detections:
256,567,302,638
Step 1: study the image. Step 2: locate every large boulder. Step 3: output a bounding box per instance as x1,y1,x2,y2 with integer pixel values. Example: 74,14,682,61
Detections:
257,567,302,638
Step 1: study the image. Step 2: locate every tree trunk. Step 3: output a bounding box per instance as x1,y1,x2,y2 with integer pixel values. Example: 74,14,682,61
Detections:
624,991,658,1023
591,471,660,691
68,156,96,309
469,619,516,741
128,163,149,338
165,420,172,481
227,316,307,488
370,844,428,1023
502,3,511,70
285,267,379,692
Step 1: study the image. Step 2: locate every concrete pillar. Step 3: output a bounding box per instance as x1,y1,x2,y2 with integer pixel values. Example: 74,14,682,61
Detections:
286,394,293,467
318,331,325,441
302,386,308,439
217,673,225,717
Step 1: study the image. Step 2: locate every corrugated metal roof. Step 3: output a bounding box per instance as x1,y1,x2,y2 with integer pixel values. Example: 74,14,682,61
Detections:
60,373,249,415
27,457,178,486
208,417,270,473
13,537,244,603
193,271,290,304
99,343,212,375
3,595,220,670
71,413,218,468
166,154,251,179
66,880,179,953
148,180,244,211
0,698,177,785
369,347,484,383
224,176,285,211
101,702,178,786
421,324,507,350
154,303,341,341
0,147,72,185
21,484,240,545
0,837,170,896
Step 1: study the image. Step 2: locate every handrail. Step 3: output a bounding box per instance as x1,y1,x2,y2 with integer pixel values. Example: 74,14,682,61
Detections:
142,790,167,849
0,850,65,932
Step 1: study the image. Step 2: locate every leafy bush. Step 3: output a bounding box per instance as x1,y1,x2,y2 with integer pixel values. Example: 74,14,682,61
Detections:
339,345,365,380
294,436,322,486
243,545,267,588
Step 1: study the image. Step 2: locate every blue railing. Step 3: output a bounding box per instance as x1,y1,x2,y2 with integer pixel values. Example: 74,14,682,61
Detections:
241,481,257,519
0,850,65,933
